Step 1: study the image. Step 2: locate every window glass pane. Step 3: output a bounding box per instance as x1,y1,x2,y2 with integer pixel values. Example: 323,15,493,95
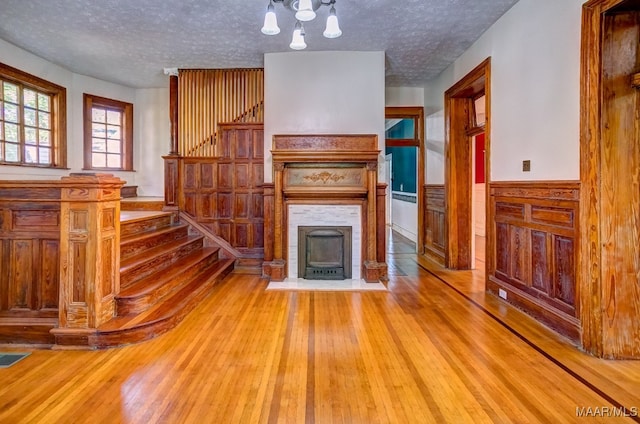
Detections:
92,152,106,168
24,89,37,108
107,125,121,140
39,147,51,164
0,143,3,161
4,103,19,122
385,118,415,139
107,139,121,153
25,127,37,144
92,138,106,152
39,111,50,129
38,93,50,112
39,130,51,146
92,123,106,138
92,108,106,123
0,100,3,119
107,153,121,168
474,95,486,126
5,142,18,161
4,123,18,141
24,108,36,126
3,82,18,103
25,145,37,163
106,110,120,125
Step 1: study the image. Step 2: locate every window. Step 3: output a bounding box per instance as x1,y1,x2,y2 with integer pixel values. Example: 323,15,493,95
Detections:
0,62,67,167
83,94,133,171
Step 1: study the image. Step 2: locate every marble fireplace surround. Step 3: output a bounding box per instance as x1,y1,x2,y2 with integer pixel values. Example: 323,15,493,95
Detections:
263,134,388,283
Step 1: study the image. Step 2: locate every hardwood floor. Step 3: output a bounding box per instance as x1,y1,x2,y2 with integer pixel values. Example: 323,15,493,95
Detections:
1,231,639,423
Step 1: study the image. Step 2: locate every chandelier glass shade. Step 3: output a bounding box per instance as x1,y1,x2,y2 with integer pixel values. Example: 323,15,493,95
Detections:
261,0,342,50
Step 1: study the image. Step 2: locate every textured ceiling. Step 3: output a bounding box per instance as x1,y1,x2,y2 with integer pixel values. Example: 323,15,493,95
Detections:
0,0,519,89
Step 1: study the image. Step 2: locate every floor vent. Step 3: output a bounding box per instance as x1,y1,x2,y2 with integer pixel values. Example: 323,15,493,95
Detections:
0,353,30,368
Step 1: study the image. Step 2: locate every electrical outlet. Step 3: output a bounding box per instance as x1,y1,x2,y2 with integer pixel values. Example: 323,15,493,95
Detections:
522,160,531,172
498,288,507,299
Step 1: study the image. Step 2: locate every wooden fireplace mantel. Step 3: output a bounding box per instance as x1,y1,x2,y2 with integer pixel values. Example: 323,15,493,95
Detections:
263,134,387,283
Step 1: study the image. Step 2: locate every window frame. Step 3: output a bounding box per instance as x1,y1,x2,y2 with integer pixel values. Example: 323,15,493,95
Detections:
83,93,133,171
0,62,67,168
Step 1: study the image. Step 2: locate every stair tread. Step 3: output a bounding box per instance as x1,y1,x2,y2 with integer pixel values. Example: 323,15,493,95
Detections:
120,222,189,245
118,247,220,299
99,258,234,332
120,234,204,272
120,210,173,223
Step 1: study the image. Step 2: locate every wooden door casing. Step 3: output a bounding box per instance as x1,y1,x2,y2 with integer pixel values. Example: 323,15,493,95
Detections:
580,0,640,358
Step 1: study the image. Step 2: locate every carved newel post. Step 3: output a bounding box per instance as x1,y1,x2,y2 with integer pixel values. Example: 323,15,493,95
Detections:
52,173,125,346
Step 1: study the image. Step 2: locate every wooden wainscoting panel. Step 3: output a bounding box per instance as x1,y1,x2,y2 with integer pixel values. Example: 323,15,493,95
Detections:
179,123,265,263
423,185,445,265
201,162,216,189
531,229,551,293
0,183,63,344
554,236,576,307
488,181,580,341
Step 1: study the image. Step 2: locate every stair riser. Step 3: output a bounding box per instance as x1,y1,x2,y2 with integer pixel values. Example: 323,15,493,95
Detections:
120,225,189,261
120,238,204,288
120,215,173,238
121,201,165,211
117,251,221,315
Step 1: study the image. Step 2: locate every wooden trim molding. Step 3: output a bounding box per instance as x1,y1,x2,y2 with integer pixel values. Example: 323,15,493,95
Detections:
488,181,580,342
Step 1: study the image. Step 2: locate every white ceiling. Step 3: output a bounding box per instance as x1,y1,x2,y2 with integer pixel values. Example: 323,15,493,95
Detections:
0,0,519,89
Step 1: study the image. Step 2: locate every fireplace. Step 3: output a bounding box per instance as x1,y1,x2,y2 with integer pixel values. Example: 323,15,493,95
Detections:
263,134,388,283
299,226,352,280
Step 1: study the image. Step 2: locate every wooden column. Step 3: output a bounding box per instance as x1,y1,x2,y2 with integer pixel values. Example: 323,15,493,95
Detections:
261,183,276,278
163,155,180,212
163,69,181,213
268,163,286,280
376,183,387,270
52,174,124,346
363,161,386,282
169,73,179,156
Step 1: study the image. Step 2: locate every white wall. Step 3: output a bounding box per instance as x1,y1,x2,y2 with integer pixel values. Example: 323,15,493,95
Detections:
264,51,385,183
391,197,418,242
386,87,424,107
423,0,583,183
0,38,169,195
135,89,170,196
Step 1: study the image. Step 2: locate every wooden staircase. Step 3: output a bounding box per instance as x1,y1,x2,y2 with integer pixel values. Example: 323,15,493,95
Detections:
56,211,234,349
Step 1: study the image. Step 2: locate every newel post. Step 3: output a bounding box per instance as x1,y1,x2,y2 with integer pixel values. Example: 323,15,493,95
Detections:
53,173,124,345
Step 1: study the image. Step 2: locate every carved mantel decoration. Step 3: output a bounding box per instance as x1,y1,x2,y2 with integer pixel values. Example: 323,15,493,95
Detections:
263,134,387,283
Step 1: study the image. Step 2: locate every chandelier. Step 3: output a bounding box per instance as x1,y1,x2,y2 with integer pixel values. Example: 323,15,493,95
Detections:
261,0,342,50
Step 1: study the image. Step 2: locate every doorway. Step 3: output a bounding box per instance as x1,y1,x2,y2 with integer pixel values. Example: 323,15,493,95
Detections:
384,107,425,254
444,58,491,271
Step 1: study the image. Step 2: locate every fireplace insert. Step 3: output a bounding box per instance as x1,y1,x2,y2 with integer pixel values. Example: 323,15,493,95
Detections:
298,226,352,280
